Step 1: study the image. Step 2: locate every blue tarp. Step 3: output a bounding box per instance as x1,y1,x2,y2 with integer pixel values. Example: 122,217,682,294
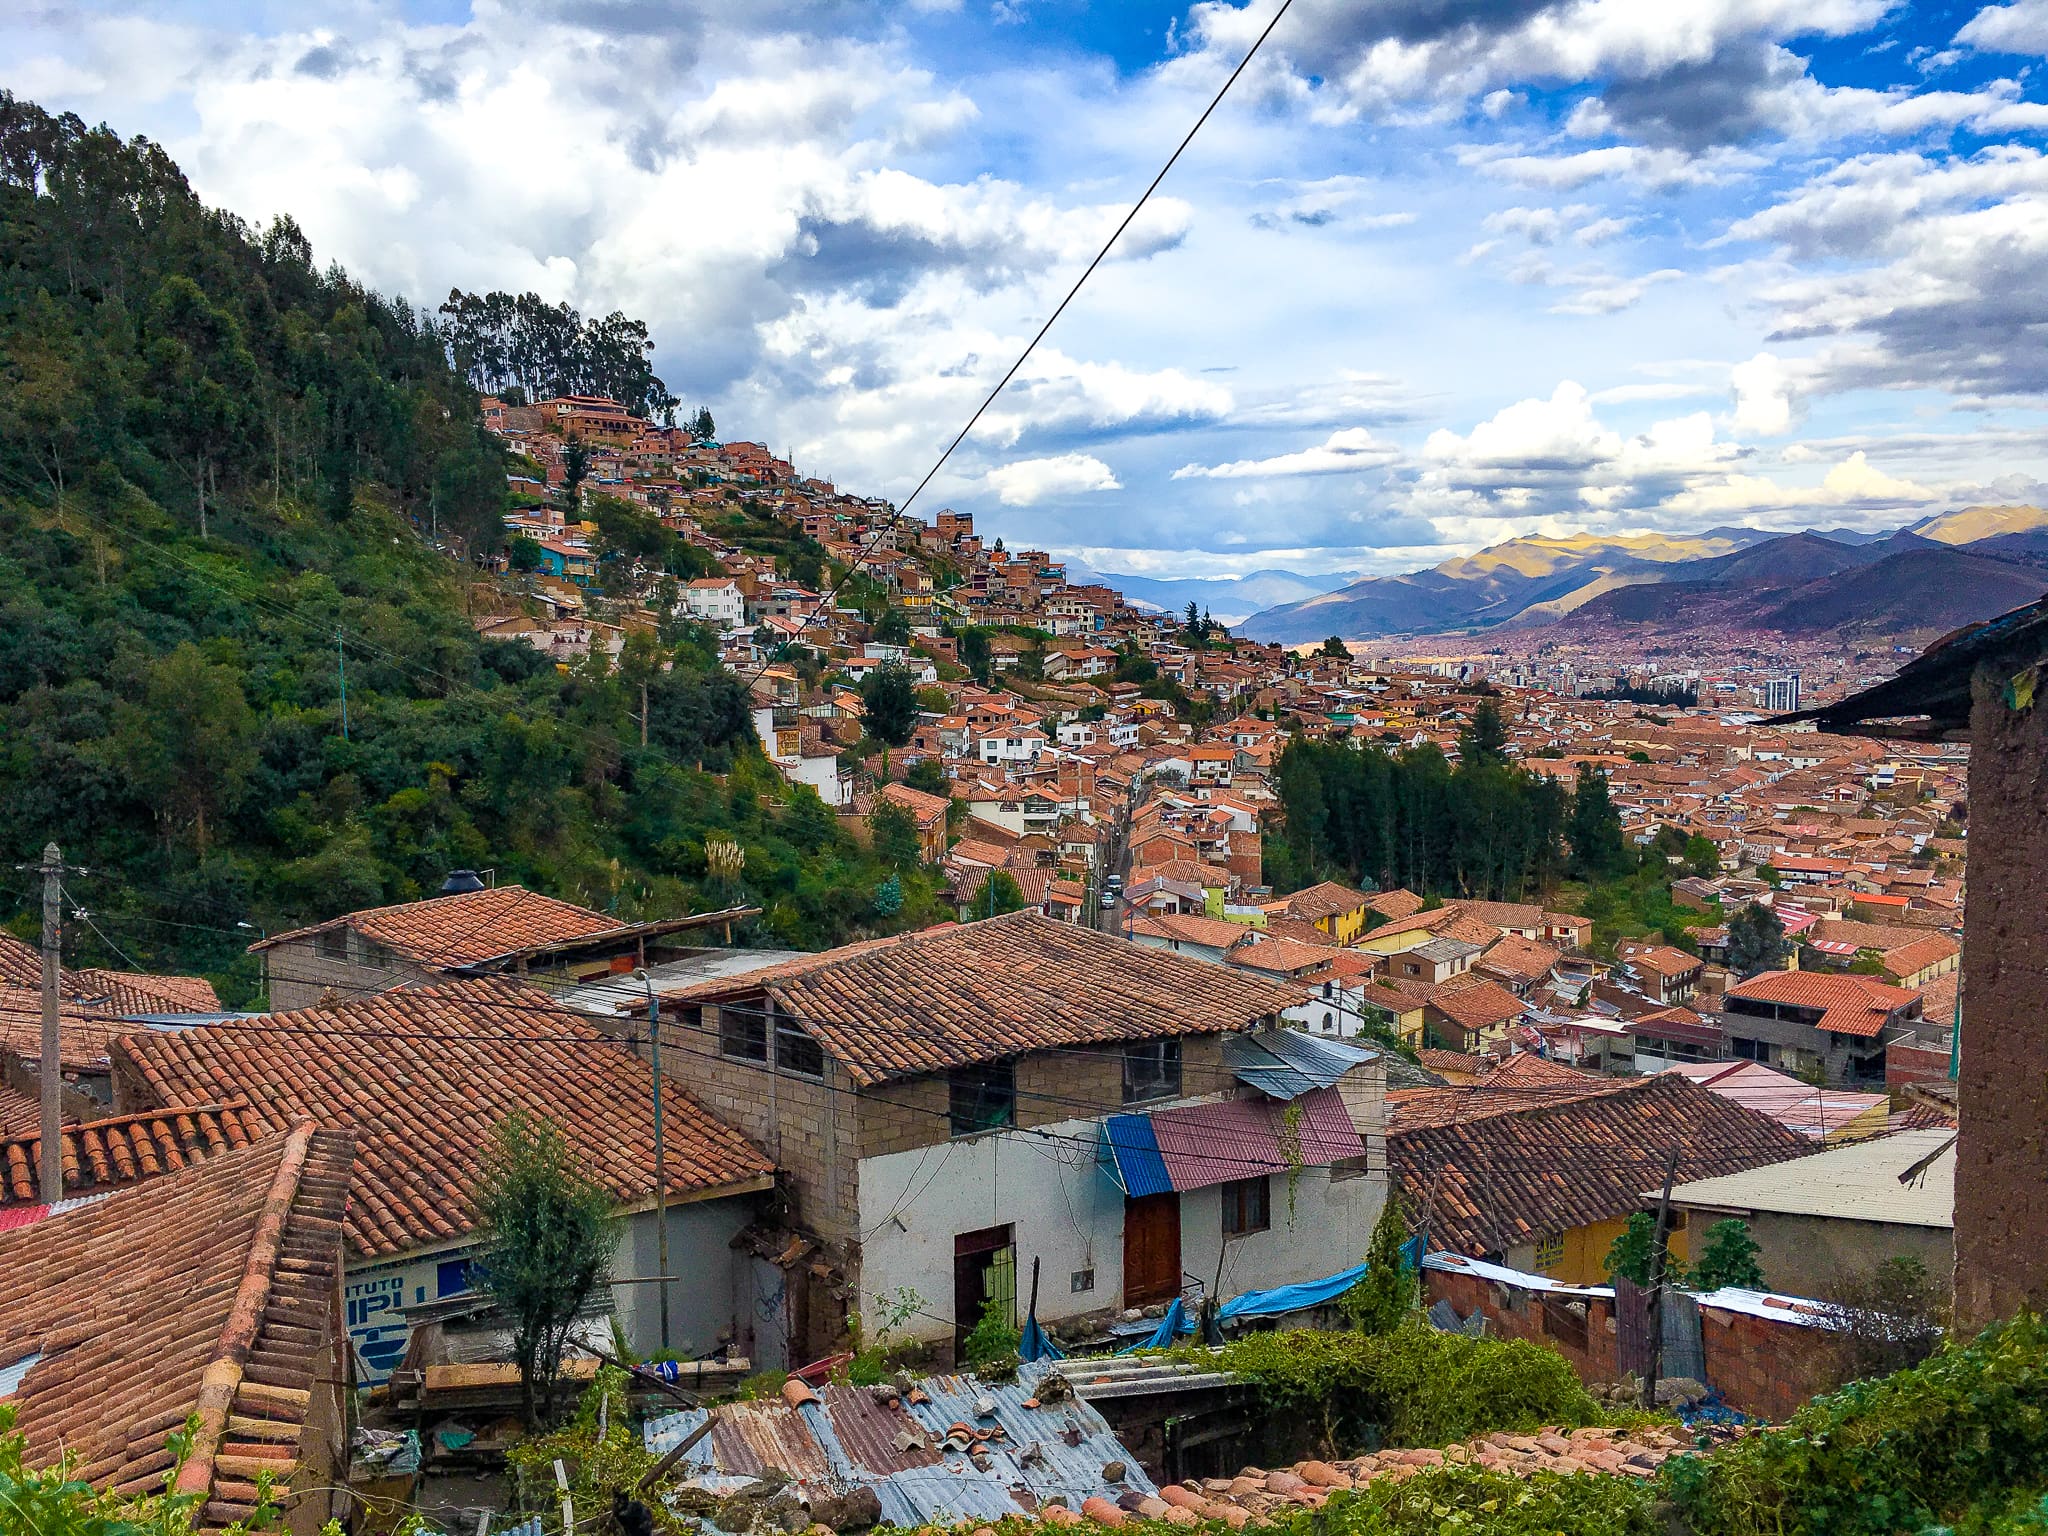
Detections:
1020,1313,1065,1361
1117,1296,1187,1353
1118,1242,1426,1346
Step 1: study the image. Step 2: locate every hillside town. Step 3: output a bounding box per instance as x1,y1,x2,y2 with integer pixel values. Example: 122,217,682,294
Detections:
8,377,2037,1536
5,38,2048,1536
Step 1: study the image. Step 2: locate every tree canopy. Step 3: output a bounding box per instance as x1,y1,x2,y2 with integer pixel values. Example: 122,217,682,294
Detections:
0,92,950,1002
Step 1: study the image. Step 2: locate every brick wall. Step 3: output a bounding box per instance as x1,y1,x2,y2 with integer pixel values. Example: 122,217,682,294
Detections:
1425,1267,1841,1421
264,936,436,1013
1954,668,2045,1328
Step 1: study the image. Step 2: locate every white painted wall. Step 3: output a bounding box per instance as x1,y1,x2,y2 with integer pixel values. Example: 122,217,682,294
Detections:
856,1116,1124,1345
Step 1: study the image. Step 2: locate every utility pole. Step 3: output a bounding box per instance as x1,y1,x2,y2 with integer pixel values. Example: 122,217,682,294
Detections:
33,844,64,1202
1641,1147,1680,1410
636,971,671,1354
337,629,349,740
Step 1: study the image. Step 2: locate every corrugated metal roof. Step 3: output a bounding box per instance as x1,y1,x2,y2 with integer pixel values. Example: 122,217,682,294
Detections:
1100,1116,1171,1197
1152,1086,1361,1193
0,1350,41,1400
1224,1029,1378,1100
643,1364,1153,1527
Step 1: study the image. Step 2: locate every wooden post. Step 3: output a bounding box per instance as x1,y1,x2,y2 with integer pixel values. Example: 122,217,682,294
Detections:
37,843,62,1204
1641,1147,1680,1410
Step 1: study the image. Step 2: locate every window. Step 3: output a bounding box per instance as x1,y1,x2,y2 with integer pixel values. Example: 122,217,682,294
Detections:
1122,1039,1183,1104
949,1061,1016,1137
1070,1268,1096,1294
1221,1176,1270,1237
1322,1011,1336,1033
775,1020,825,1078
720,1006,768,1062
316,927,349,961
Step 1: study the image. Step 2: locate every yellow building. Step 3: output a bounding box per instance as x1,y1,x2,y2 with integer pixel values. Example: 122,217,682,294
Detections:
1282,880,1375,944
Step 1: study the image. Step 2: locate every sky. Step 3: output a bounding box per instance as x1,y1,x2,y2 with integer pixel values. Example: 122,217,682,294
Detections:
11,0,2048,582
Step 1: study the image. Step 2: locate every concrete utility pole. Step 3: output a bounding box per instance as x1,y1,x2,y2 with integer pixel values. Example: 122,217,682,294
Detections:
36,843,63,1203
635,970,672,1354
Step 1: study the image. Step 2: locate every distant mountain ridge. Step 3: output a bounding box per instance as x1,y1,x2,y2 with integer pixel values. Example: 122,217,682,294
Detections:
1238,507,2048,644
1064,563,1358,624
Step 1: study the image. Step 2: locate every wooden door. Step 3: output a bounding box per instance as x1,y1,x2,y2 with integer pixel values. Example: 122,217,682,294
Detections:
1123,1192,1182,1307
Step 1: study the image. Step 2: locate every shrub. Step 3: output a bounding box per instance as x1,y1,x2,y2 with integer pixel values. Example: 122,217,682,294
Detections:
1664,1312,2048,1536
1201,1322,1609,1455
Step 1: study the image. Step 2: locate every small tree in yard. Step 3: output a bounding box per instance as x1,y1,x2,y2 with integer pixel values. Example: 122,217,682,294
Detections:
1822,1255,1950,1383
1726,901,1791,976
1343,1195,1417,1335
1603,1211,1687,1287
472,1112,621,1428
1688,1218,1766,1291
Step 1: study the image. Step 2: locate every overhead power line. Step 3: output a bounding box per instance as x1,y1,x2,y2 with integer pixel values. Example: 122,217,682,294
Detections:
736,0,1299,693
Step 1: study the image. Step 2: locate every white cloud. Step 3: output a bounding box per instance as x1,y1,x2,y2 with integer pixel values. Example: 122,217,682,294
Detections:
1662,451,1939,514
1957,0,2048,54
1730,351,1801,434
1172,427,1401,479
986,452,1121,505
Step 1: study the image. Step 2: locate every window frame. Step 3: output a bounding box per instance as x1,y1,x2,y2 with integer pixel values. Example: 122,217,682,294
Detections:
1121,1039,1184,1105
718,1004,769,1063
948,1059,1017,1138
774,1018,825,1078
315,927,350,962
1220,1175,1271,1238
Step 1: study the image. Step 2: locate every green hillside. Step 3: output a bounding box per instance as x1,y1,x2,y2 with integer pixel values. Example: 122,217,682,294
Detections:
0,94,942,1003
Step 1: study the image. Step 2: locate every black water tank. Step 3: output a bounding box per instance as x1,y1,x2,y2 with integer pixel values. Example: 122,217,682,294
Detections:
440,869,487,894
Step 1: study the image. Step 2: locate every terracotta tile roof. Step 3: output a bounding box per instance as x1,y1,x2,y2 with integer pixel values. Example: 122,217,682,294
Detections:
1723,970,1921,1039
1390,1075,1811,1257
1415,1047,1487,1081
0,1102,269,1207
1365,975,1434,1013
1424,979,1528,1033
0,1081,45,1138
1365,889,1426,921
0,984,131,1070
1391,1056,1617,1131
1127,912,1258,951
116,977,774,1259
1476,934,1562,985
1456,900,1546,931
879,781,951,826
1870,932,1960,979
248,885,620,969
0,1124,354,1527
667,911,1300,1087
0,934,219,1014
69,968,222,1013
1284,881,1371,921
1616,941,1703,979
1224,935,1338,979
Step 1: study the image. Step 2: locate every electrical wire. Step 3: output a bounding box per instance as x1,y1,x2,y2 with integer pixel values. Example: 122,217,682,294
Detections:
732,0,1299,695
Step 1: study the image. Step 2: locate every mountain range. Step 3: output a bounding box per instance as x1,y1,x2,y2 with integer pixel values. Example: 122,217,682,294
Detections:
1062,562,1359,625
1237,506,2048,645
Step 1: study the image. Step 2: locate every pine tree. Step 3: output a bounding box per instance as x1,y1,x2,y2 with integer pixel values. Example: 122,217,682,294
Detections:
1567,762,1627,878
1343,1195,1418,1335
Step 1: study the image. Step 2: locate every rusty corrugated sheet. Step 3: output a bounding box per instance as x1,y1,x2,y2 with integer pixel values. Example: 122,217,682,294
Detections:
709,1401,831,1478
816,1383,943,1473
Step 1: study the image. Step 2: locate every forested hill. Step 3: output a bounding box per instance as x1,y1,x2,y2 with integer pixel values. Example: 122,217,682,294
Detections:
0,94,940,1004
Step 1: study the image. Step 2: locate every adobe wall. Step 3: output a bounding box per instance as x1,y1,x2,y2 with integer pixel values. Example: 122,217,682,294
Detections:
1425,1268,1838,1422
1955,668,2048,1329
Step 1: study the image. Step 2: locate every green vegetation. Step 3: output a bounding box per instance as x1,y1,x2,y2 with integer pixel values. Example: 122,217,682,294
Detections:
1270,734,1574,901
967,869,1027,919
0,1407,275,1536
1665,1312,2048,1536
1602,1212,1686,1288
1192,1323,1615,1459
1688,1219,1766,1292
1342,1199,1418,1336
1725,902,1790,976
0,94,943,1000
471,1112,620,1427
962,1295,1023,1374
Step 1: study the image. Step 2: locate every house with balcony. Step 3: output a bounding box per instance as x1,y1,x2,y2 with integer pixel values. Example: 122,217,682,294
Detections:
1716,970,1930,1086
645,914,1388,1363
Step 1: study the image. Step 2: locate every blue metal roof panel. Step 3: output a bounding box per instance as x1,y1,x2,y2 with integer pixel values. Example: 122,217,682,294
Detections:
1225,1029,1378,1099
1100,1115,1170,1197
0,1351,41,1400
